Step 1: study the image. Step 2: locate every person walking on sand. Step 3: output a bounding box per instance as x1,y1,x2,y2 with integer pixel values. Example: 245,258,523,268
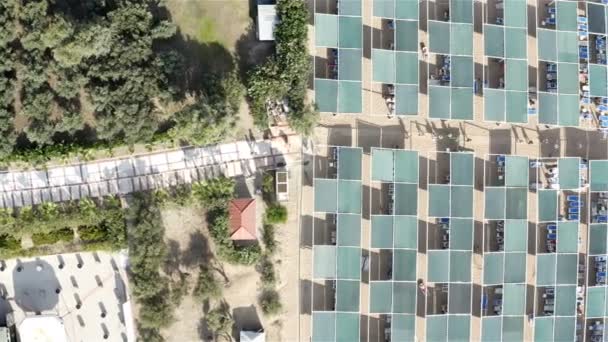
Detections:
418,279,427,296
420,42,428,60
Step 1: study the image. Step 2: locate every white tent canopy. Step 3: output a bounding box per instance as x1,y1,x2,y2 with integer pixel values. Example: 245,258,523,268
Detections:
240,330,265,342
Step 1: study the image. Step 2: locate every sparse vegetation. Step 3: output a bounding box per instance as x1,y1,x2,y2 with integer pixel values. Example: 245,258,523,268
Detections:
259,289,282,316
257,171,286,315
258,256,277,287
193,265,222,301
205,304,234,340
262,224,277,255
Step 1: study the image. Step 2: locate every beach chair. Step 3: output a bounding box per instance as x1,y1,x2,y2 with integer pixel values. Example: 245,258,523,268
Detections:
547,233,557,240
568,201,581,207
566,195,579,202
568,213,579,221
439,217,449,224
568,207,580,214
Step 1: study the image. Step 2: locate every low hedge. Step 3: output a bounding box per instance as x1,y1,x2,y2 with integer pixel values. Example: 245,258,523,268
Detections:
31,228,74,246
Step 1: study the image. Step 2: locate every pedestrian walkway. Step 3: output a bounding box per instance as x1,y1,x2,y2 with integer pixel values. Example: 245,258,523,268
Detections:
0,139,294,208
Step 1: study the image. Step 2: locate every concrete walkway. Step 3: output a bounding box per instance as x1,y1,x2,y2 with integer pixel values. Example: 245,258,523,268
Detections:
0,138,297,208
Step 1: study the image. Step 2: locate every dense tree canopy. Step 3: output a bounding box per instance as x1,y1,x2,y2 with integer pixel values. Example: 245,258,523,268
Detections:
0,0,235,161
247,0,318,134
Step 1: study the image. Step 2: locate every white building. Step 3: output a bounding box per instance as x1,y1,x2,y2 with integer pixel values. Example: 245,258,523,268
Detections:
256,1,278,41
19,316,68,342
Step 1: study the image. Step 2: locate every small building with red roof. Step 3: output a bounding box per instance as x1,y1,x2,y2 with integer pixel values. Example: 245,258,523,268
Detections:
228,198,258,241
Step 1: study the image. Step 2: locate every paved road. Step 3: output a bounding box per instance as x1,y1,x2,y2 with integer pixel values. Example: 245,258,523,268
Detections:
0,139,295,208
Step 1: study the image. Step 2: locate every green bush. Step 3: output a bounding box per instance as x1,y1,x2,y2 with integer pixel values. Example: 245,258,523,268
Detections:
219,243,262,266
138,327,165,342
0,234,21,251
258,257,277,287
206,304,233,339
265,204,287,224
78,225,107,242
31,228,74,246
151,189,170,205
262,224,277,255
262,172,274,196
193,266,222,301
192,177,235,208
259,289,282,316
172,185,193,206
170,273,190,307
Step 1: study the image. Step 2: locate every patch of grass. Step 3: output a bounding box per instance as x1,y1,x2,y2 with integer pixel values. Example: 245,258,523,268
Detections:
198,17,218,44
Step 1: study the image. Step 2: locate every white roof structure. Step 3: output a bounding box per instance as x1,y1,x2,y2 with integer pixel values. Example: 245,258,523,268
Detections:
240,330,265,342
257,4,277,41
0,252,133,342
18,316,68,342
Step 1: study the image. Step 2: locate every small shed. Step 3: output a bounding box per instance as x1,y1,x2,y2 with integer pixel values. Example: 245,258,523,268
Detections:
240,330,265,342
228,198,257,241
19,316,68,342
276,170,289,201
256,0,278,41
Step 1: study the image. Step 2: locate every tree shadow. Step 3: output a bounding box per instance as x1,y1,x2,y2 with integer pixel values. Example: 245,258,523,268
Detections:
235,24,276,80
164,239,181,276
182,232,212,268
198,299,224,341
232,305,263,340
